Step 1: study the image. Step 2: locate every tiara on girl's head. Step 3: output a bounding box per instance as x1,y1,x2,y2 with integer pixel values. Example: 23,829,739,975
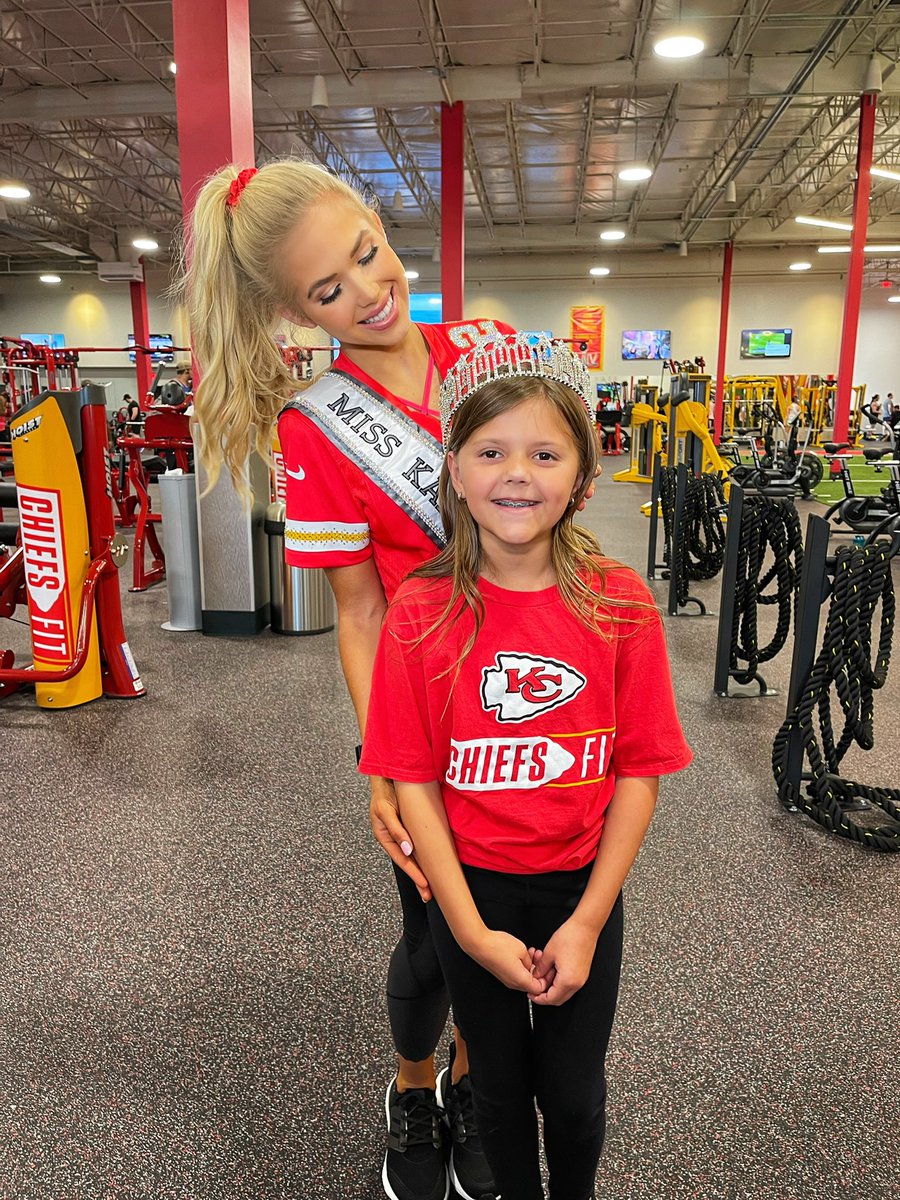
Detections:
439,331,593,444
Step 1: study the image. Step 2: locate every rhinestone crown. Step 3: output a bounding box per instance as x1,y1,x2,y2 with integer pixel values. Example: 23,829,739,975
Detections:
439,331,594,444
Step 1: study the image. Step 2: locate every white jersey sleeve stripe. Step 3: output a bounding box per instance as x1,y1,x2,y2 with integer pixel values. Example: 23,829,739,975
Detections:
284,519,371,553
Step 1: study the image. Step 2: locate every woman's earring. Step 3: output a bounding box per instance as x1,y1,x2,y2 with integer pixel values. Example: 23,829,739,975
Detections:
457,493,466,502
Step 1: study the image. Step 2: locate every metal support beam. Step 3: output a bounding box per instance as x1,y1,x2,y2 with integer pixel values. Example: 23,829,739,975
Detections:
441,101,465,321
129,267,154,404
834,92,877,444
374,109,441,234
714,242,734,445
626,88,678,234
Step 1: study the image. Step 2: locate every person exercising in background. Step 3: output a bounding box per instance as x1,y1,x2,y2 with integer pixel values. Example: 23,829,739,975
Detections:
174,363,193,394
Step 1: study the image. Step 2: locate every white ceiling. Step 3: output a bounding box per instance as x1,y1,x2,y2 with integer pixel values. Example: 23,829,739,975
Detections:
0,0,899,283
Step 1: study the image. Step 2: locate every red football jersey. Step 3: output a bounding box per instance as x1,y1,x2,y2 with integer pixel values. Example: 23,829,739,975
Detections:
278,319,514,602
360,569,692,874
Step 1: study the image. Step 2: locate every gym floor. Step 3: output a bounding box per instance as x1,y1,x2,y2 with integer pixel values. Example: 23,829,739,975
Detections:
2,470,899,1200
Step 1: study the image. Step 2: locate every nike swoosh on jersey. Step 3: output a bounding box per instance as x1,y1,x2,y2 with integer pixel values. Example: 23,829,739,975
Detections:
286,464,306,480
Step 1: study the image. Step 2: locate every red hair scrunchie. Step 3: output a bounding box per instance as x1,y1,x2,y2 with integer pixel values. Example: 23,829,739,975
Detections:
226,167,258,209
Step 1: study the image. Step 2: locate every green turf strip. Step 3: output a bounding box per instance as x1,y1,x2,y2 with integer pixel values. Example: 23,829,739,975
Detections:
812,456,896,504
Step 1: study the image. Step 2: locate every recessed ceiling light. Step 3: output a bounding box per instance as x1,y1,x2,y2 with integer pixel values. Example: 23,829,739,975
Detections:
600,228,626,242
653,35,705,59
871,166,900,183
404,269,419,280
0,183,30,200
39,274,62,284
132,236,159,252
618,165,652,182
589,267,610,276
817,244,900,254
888,295,900,303
794,215,853,232
789,262,812,271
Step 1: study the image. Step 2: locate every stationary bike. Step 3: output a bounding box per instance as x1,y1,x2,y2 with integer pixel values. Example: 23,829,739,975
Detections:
822,440,900,533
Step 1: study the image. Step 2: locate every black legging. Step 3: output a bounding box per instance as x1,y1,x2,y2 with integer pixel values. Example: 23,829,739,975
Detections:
428,864,624,1200
386,863,451,1062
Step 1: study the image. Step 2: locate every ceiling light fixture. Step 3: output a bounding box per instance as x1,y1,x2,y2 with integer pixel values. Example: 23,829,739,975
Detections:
589,266,611,276
725,180,737,204
863,54,883,95
132,236,159,252
39,274,62,284
392,189,404,214
653,34,705,59
618,165,652,182
678,240,688,257
795,215,853,232
888,294,900,303
404,269,419,280
817,244,900,254
0,182,30,200
169,61,177,75
311,73,329,109
600,228,626,242
871,166,900,183
789,262,812,271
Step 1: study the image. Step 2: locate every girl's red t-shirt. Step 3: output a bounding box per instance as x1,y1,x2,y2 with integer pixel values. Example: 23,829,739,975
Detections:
360,570,692,874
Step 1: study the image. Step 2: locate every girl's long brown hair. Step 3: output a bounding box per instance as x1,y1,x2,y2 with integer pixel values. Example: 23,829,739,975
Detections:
407,376,652,672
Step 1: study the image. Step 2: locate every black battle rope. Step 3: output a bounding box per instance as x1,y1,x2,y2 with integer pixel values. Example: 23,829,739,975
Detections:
730,495,803,684
659,468,727,608
772,539,900,851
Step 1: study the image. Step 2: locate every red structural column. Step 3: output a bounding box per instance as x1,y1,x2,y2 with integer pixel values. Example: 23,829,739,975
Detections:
172,0,254,224
441,102,465,322
129,265,154,406
713,241,734,444
833,92,877,442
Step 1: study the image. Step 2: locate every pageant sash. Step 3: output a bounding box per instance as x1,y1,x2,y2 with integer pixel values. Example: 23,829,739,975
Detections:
284,369,446,549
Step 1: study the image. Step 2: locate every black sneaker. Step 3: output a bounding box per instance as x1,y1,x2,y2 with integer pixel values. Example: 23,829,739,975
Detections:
436,1066,498,1200
383,1077,449,1200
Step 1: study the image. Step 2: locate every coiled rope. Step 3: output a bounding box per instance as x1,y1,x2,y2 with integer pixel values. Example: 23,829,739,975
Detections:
730,496,803,684
772,539,900,851
659,468,727,608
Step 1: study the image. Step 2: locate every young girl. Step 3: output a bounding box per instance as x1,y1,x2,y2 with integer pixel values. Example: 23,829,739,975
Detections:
361,333,692,1200
182,157,525,1200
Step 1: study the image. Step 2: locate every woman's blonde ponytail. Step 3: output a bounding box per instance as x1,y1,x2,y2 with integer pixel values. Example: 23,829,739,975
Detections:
177,159,370,496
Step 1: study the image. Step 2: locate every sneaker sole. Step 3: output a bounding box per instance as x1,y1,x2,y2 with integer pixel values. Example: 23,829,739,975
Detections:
382,1078,450,1200
433,1068,484,1200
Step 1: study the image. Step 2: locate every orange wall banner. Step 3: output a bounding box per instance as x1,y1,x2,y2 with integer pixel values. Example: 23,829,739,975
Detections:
570,306,604,370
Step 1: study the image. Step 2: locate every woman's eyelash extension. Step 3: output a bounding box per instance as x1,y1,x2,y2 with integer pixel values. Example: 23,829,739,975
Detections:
319,245,379,305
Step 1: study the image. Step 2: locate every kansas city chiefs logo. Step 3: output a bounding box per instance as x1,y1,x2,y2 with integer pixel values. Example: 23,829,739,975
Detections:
481,652,586,722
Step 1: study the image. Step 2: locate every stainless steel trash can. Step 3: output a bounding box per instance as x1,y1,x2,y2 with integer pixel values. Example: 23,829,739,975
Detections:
265,502,335,635
158,470,202,631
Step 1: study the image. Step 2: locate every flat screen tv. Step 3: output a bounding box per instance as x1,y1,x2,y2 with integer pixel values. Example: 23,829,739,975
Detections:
128,332,175,364
21,332,66,348
740,328,792,359
621,330,671,361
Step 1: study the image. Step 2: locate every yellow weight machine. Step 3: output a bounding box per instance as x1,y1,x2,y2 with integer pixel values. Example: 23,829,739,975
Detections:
613,384,664,484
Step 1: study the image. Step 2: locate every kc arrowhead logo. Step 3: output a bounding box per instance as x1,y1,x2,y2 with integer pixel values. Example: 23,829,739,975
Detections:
481,652,586,722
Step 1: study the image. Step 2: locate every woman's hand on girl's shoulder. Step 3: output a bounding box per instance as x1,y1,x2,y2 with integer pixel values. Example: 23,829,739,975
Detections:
531,917,599,1006
470,929,547,996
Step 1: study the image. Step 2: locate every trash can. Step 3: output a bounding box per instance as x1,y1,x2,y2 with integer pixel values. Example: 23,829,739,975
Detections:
158,470,202,631
265,501,335,635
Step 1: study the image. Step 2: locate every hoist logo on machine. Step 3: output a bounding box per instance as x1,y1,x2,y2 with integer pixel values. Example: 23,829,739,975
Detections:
10,414,42,440
16,485,73,663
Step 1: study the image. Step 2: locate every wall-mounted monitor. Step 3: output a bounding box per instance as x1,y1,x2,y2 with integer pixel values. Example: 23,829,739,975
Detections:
408,293,442,324
20,333,66,348
128,333,175,364
622,329,671,360
740,328,792,359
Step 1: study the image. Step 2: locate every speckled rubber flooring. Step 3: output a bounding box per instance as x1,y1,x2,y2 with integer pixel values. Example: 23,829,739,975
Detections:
1,469,899,1200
